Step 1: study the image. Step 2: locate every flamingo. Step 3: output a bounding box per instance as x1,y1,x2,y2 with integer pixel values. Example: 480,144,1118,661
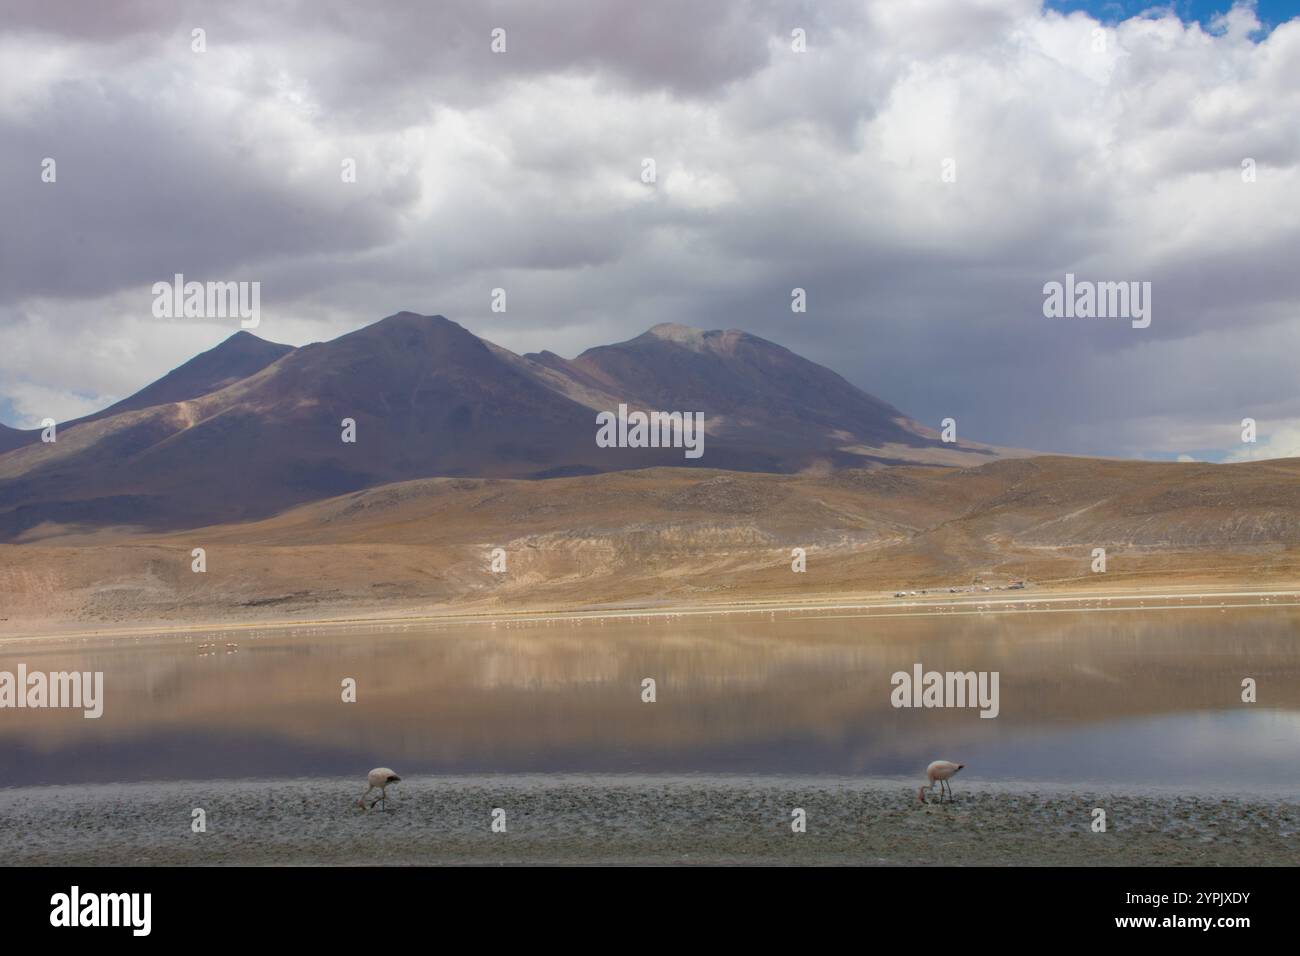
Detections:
918,760,964,803
357,767,401,811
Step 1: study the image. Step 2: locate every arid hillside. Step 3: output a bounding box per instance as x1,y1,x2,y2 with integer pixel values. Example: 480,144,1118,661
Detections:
3,455,1299,631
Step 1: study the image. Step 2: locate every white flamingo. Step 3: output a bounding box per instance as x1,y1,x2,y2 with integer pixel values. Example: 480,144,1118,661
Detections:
357,767,401,811
918,760,964,803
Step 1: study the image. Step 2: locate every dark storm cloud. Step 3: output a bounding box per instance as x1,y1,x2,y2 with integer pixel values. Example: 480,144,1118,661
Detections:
1,0,778,101
0,82,407,303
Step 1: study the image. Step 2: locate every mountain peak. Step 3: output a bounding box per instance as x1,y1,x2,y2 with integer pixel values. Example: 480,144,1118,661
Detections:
83,329,293,422
215,328,288,354
374,311,452,327
641,322,750,353
336,312,478,354
638,323,761,352
643,322,708,346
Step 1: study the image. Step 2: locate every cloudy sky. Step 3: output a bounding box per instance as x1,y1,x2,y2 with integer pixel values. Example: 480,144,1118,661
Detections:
2,0,1298,461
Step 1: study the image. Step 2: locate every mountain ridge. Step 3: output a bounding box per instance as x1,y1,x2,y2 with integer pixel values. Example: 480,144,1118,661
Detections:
0,311,1014,540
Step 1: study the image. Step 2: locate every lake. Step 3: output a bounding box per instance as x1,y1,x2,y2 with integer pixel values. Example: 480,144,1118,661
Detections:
3,601,1297,791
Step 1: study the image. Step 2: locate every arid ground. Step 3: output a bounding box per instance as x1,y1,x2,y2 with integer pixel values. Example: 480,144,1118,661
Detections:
2,776,1293,866
4,455,1300,636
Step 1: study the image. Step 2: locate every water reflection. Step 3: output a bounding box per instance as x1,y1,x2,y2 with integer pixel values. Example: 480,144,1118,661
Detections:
1,607,1297,787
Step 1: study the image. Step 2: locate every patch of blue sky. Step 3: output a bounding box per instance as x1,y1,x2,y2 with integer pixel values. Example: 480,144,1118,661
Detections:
1043,0,1297,37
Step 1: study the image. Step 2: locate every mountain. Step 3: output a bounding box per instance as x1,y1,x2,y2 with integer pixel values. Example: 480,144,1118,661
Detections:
89,330,294,420
0,330,293,451
523,323,947,470
0,312,1009,540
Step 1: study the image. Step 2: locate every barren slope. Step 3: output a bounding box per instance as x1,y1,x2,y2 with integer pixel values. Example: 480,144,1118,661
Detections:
4,456,1299,630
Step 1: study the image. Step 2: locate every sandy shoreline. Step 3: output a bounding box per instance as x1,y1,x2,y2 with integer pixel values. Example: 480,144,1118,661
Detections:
2,581,1298,647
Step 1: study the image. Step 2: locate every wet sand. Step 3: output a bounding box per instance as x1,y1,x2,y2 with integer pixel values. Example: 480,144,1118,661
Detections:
2,775,1295,866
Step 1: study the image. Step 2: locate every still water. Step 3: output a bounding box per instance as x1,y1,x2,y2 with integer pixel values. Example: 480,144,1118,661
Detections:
2,605,1298,790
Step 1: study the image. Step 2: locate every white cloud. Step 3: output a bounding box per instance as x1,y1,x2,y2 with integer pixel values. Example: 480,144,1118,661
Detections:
1224,423,1300,462
0,0,1297,461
